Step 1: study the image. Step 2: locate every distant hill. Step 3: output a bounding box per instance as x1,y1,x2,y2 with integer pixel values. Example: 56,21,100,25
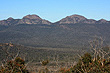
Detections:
0,15,51,26
0,14,110,48
55,14,110,24
0,14,110,26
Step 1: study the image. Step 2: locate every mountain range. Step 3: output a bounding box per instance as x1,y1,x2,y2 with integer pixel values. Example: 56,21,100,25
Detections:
56,14,110,24
0,14,110,48
0,14,110,25
0,14,51,26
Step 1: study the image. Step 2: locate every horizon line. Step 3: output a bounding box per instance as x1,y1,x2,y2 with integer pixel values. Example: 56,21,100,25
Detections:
0,14,110,23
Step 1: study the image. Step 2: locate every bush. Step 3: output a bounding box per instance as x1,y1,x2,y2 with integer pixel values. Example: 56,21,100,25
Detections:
60,53,110,73
0,57,29,73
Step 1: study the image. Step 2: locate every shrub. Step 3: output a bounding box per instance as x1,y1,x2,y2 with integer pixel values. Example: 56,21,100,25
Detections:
0,57,29,73
68,53,110,73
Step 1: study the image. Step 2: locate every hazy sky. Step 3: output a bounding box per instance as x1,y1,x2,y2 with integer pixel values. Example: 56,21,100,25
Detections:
0,0,110,22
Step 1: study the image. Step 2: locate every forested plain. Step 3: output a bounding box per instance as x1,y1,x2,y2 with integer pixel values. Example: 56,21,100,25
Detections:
0,23,110,72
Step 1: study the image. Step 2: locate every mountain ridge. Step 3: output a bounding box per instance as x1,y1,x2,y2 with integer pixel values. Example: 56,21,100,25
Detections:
0,14,110,48
0,14,110,26
56,14,110,24
0,14,51,26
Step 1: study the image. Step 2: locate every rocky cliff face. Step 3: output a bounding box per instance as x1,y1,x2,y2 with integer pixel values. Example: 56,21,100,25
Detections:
56,14,110,24
18,15,51,25
0,15,51,26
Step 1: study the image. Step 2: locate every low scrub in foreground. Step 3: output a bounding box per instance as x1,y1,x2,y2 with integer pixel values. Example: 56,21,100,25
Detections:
60,53,110,73
0,57,29,73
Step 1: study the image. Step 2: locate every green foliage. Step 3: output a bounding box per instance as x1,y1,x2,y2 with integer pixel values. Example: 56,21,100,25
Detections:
1,23,110,48
15,57,25,65
41,60,49,66
81,53,92,64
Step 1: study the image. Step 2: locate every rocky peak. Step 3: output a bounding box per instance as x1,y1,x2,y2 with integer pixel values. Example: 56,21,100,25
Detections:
0,14,109,26
68,14,86,19
7,17,14,21
56,14,110,24
99,19,107,22
97,19,109,24
7,17,14,20
57,14,88,24
0,14,51,25
22,14,41,20
18,14,51,25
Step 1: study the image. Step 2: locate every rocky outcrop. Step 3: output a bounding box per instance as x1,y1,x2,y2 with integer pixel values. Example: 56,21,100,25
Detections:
0,15,51,26
0,17,20,26
56,14,110,24
96,19,109,24
18,15,51,25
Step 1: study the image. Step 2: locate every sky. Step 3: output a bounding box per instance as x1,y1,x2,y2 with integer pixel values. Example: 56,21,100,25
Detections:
0,0,110,22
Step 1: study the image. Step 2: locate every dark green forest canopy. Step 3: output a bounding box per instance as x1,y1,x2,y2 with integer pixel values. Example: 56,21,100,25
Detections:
0,23,110,48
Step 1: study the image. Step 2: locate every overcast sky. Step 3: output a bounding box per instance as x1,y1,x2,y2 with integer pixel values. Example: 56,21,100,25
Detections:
0,0,110,22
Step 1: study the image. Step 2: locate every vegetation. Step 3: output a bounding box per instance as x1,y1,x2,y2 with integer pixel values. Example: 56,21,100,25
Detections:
59,53,110,73
59,38,110,73
0,38,110,73
0,19,110,73
0,43,81,62
0,57,29,73
0,23,110,48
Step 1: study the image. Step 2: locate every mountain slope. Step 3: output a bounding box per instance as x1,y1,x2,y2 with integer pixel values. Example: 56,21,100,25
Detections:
55,14,110,24
0,23,110,48
0,14,110,26
0,15,51,26
0,14,110,48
